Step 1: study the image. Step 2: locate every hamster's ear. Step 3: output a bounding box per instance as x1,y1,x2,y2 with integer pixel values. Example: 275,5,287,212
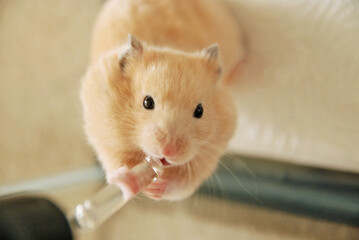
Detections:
204,43,219,61
202,43,222,77
119,34,143,72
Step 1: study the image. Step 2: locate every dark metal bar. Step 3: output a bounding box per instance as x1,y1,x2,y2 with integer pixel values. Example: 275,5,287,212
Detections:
198,155,359,227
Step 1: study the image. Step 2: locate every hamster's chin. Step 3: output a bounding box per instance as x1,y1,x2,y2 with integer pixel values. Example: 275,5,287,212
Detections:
163,155,192,166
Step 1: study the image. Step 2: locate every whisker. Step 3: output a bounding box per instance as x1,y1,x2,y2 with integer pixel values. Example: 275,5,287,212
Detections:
212,171,226,201
218,160,262,204
225,155,257,178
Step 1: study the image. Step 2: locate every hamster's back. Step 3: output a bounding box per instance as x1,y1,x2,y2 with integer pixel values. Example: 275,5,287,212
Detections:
91,0,243,80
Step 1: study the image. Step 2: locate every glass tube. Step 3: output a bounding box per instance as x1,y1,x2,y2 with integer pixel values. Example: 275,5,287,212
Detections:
70,156,163,230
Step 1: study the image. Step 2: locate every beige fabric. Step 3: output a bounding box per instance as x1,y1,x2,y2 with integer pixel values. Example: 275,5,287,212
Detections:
0,0,100,183
227,0,359,173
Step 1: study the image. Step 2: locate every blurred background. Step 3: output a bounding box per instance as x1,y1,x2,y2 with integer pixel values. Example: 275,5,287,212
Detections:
0,0,358,239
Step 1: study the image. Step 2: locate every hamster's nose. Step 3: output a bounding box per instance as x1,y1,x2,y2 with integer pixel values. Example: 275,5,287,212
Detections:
162,144,178,158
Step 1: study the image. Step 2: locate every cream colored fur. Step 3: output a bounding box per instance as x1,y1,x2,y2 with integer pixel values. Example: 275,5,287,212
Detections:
90,0,244,82
81,0,242,200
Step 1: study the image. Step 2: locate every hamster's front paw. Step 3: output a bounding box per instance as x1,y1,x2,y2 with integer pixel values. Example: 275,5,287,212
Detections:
143,178,168,200
108,168,168,199
143,177,197,201
106,166,129,185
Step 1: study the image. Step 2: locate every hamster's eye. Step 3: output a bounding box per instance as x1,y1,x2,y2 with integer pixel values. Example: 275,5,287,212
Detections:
193,103,203,118
143,95,155,110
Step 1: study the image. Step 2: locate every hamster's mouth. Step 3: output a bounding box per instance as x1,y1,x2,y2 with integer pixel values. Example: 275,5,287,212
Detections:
160,157,172,166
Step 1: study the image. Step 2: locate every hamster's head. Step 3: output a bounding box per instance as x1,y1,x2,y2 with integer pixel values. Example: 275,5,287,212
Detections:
82,34,235,200
119,35,222,166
